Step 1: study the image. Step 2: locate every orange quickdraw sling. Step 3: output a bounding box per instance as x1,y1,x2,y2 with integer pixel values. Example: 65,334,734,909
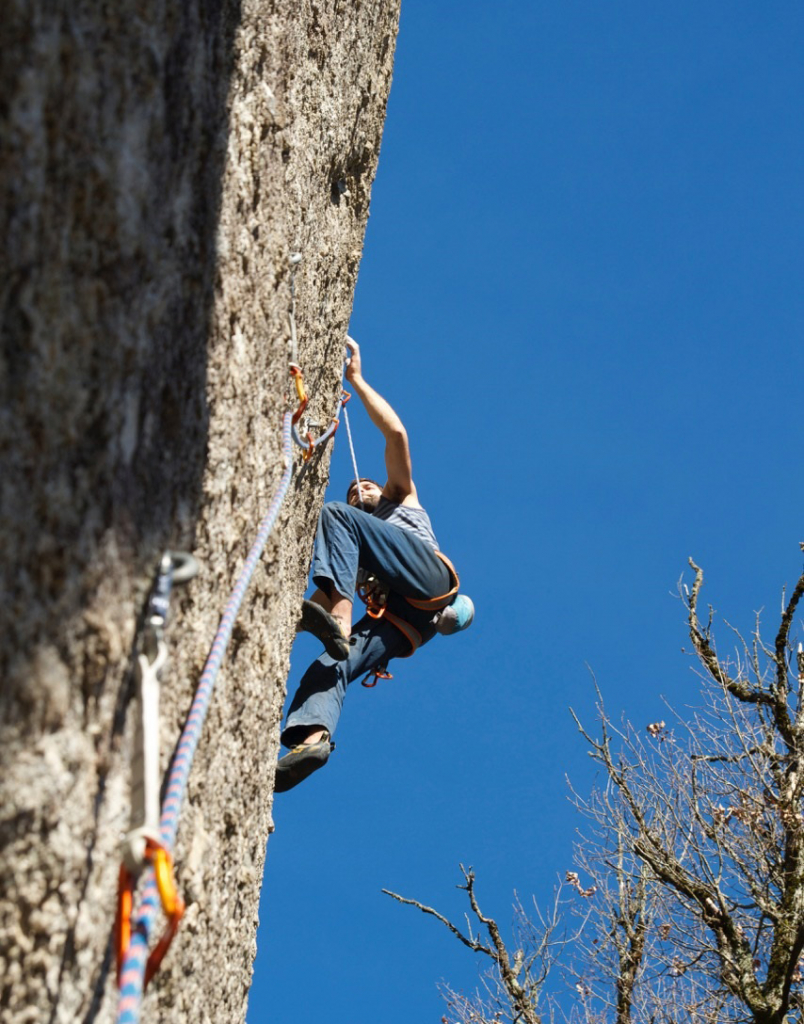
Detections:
116,839,185,988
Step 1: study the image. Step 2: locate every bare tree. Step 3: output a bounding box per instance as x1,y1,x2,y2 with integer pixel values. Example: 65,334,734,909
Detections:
386,550,804,1024
384,866,570,1024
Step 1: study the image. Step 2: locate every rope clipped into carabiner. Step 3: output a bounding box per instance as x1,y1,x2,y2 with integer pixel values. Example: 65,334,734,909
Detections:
288,364,349,461
116,414,295,1024
116,249,361,1016
115,551,197,1011
285,254,355,464
116,839,184,991
342,400,362,506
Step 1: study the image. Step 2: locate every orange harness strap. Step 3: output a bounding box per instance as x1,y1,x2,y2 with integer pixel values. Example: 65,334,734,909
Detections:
359,611,422,688
404,551,460,612
357,586,423,655
382,610,423,656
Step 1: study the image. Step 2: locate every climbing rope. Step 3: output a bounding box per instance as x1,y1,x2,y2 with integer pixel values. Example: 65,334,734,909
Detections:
115,412,295,1024
342,394,363,507
116,247,355,1016
342,338,364,507
287,252,342,461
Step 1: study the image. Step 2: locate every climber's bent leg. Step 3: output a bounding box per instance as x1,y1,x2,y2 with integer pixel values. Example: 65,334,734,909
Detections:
280,613,411,748
311,501,450,607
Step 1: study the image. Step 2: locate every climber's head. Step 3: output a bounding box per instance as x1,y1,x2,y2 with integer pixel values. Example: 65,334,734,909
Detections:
347,478,383,512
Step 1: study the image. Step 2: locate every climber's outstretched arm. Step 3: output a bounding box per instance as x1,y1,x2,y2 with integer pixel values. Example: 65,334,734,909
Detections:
345,337,417,505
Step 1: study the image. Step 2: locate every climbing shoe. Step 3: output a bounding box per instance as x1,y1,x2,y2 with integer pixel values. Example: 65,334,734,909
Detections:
297,599,350,661
274,736,334,793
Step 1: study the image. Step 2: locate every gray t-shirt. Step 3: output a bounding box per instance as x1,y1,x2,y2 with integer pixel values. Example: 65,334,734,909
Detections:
373,496,439,551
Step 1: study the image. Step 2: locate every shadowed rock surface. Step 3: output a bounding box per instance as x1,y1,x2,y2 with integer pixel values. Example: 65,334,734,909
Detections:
0,1,399,1020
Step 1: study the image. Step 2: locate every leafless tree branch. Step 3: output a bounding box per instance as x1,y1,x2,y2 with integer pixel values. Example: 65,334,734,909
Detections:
391,552,804,1024
382,883,494,957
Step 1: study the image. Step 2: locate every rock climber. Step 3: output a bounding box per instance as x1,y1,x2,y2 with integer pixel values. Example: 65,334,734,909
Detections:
274,337,473,792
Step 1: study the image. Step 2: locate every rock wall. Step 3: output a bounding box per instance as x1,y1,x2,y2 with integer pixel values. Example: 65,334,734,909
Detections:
0,2,400,1020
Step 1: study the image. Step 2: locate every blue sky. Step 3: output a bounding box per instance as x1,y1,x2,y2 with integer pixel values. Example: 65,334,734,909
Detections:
248,4,803,1020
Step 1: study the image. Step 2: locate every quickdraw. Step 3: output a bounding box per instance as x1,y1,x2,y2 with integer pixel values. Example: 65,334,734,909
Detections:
289,364,308,424
116,839,184,988
116,551,197,990
289,364,349,462
286,253,350,463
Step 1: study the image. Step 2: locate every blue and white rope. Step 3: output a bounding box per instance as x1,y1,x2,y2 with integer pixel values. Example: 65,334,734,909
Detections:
116,411,295,1024
342,400,362,505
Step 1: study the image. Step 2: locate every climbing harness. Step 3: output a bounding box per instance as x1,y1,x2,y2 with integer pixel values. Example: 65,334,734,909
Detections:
116,551,198,992
116,415,296,1024
356,575,424,688
405,551,460,612
356,605,422,687
355,553,463,689
358,555,459,635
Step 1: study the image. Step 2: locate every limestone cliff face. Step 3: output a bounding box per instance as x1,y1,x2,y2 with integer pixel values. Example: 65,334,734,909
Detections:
0,2,399,1020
